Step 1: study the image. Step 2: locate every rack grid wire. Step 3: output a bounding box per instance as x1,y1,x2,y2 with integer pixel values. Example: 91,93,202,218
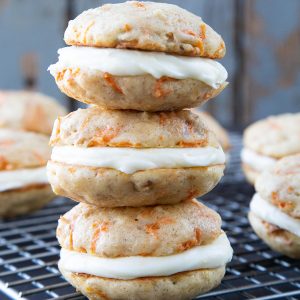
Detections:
0,133,299,300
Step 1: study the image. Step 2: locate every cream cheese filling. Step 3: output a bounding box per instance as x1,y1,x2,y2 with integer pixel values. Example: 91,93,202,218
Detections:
48,46,228,89
59,233,233,280
51,146,225,174
250,193,300,237
0,167,48,192
241,148,277,172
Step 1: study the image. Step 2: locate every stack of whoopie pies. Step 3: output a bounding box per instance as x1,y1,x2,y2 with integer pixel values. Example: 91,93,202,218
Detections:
48,2,233,299
0,91,66,218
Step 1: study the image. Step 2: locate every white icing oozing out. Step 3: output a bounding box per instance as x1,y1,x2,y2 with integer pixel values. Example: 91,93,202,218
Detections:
241,148,277,172
48,46,228,89
0,167,48,192
250,193,300,237
51,146,225,174
59,233,233,280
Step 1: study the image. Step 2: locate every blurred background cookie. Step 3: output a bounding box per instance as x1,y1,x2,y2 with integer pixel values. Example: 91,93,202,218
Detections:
0,129,54,217
241,113,300,185
57,199,232,300
0,90,66,135
47,107,226,207
249,154,300,259
49,1,227,111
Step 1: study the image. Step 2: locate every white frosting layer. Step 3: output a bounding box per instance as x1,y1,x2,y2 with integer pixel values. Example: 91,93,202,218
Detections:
48,46,228,89
0,167,48,192
241,148,277,172
51,146,225,174
59,233,232,280
250,193,300,237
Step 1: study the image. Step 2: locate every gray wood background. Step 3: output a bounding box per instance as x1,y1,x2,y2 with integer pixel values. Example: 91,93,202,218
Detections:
0,0,299,128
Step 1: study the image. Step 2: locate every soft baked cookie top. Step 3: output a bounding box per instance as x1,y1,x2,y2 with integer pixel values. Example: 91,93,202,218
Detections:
244,113,300,158
192,110,230,151
0,91,66,135
57,199,222,257
0,129,50,170
50,107,220,148
255,154,300,218
64,1,225,58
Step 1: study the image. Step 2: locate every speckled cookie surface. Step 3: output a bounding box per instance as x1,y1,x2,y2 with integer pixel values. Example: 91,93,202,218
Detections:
52,67,227,111
0,129,50,170
249,212,300,259
64,1,225,58
57,200,222,258
50,107,220,148
191,110,230,151
0,91,66,135
0,185,54,218
244,113,300,159
60,266,225,300
255,155,300,219
47,162,224,207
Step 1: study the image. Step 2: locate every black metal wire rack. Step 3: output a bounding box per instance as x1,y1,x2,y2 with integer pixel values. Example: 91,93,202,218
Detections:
0,133,299,300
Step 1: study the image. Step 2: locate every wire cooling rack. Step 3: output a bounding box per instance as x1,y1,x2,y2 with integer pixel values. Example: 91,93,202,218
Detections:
0,133,299,300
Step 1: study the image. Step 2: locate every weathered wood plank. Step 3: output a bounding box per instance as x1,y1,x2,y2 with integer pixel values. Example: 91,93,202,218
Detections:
0,0,68,106
243,0,300,124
